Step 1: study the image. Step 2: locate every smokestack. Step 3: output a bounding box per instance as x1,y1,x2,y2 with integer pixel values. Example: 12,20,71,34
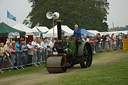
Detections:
57,20,62,40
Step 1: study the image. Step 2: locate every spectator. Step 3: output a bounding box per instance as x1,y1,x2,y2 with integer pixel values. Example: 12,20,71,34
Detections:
0,43,4,69
116,35,119,49
10,41,16,68
46,38,52,55
97,33,102,52
49,39,55,53
32,38,37,46
81,36,85,42
108,34,112,51
106,34,110,51
19,39,28,66
118,33,123,49
47,38,51,44
32,38,37,64
66,36,70,40
94,34,99,52
27,40,34,66
47,44,51,55
2,41,10,70
37,40,42,64
111,34,116,50
102,35,107,51
41,38,48,62
89,37,95,53
109,34,113,51
15,39,20,66
86,36,90,42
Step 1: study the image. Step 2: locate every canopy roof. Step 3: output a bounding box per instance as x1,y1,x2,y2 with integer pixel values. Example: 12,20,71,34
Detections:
13,23,38,35
0,22,25,36
81,29,95,37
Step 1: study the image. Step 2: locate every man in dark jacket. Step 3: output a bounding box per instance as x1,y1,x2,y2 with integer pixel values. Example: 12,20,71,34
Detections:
19,39,28,66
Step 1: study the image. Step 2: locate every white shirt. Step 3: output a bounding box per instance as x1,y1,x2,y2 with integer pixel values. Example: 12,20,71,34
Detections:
32,41,37,46
37,43,43,48
86,38,89,42
27,44,34,55
41,41,48,48
49,41,54,48
47,39,51,44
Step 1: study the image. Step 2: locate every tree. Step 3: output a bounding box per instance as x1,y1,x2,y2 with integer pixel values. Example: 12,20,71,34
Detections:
23,0,109,31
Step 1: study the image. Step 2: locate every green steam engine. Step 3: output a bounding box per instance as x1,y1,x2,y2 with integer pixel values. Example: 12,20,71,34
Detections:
46,20,93,73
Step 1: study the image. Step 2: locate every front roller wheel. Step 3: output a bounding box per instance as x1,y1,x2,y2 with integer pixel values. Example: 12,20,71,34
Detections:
47,56,67,73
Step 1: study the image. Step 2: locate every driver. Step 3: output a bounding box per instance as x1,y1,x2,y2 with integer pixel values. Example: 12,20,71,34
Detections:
72,24,82,54
72,24,82,39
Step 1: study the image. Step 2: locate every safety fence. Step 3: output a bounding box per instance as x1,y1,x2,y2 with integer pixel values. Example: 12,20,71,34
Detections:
90,39,123,53
0,49,48,73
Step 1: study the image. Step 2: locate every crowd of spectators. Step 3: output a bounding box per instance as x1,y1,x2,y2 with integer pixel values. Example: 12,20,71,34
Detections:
88,33,127,53
0,37,55,71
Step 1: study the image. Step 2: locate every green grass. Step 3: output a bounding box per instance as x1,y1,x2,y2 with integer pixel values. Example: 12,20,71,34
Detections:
41,50,128,85
50,60,128,85
0,64,46,78
0,50,128,85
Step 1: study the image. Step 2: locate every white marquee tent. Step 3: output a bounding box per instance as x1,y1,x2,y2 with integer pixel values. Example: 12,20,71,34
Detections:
44,25,73,37
13,23,38,35
87,30,100,35
33,26,49,33
100,31,128,37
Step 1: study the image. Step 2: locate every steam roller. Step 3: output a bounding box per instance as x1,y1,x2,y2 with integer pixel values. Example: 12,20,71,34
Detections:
46,20,93,73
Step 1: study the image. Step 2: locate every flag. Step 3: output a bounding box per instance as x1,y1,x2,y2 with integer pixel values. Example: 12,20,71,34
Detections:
7,10,16,21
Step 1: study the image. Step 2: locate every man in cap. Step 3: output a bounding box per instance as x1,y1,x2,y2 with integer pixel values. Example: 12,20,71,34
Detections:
19,39,28,67
10,41,16,68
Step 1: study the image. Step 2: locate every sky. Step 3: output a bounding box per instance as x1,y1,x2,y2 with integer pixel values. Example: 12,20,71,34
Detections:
107,0,128,28
0,0,32,26
0,0,128,29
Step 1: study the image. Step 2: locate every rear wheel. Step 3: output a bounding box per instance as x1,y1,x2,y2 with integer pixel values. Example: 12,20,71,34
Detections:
78,56,86,68
79,43,92,68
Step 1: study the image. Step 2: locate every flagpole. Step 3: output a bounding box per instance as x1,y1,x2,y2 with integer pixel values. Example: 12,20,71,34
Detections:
112,22,114,31
7,18,8,25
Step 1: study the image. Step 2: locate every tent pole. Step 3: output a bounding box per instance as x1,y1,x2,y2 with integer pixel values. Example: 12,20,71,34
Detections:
53,18,54,38
25,35,26,43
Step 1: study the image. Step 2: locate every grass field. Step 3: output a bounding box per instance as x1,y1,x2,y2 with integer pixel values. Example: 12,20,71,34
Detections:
0,50,128,85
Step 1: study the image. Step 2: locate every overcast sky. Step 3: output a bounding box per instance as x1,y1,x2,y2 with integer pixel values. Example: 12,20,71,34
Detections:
0,0,32,26
0,0,128,29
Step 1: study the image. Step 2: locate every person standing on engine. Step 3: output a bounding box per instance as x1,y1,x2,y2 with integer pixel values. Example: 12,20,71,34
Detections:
72,24,82,39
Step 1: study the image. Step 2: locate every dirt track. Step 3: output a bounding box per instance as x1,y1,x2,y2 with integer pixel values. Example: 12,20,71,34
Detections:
0,51,127,85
